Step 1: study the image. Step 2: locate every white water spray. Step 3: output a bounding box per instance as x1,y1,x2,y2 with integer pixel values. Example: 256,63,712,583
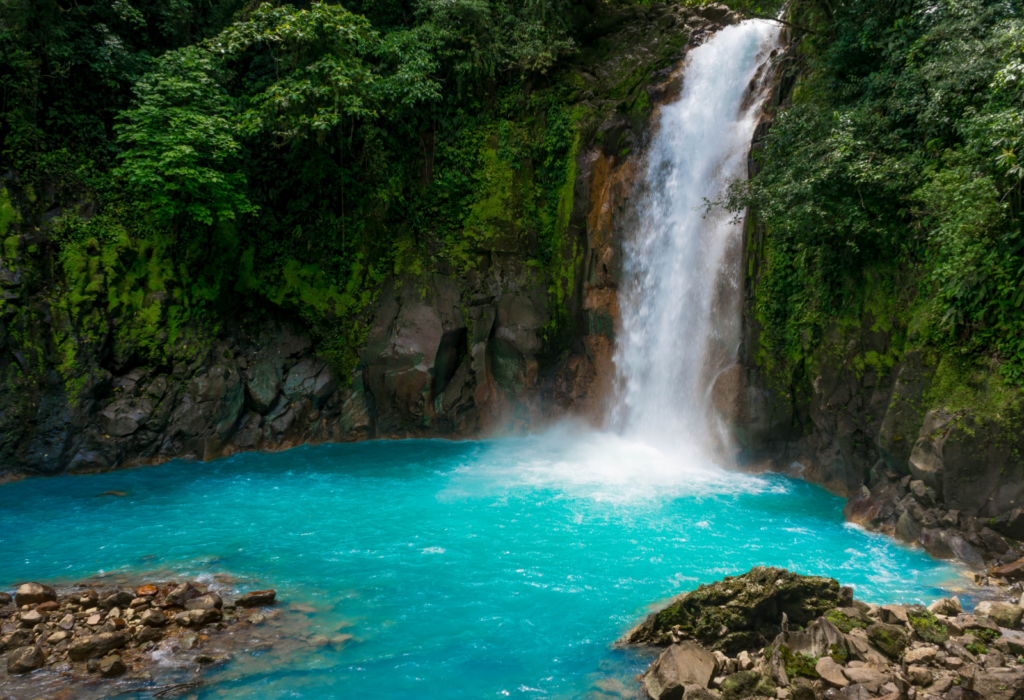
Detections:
614,21,782,456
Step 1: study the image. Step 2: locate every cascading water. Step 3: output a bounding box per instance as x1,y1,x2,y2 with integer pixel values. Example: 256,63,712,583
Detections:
614,21,782,457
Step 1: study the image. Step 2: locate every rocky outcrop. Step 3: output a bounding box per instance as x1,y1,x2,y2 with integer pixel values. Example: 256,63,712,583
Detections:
622,567,843,652
626,569,1024,700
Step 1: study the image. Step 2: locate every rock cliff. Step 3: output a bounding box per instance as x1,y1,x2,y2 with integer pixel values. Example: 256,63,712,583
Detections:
0,3,739,479
726,31,1024,570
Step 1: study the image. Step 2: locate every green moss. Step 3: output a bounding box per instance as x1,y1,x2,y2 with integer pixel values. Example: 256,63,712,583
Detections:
779,646,820,679
907,609,948,645
966,641,988,655
0,188,18,239
826,609,866,634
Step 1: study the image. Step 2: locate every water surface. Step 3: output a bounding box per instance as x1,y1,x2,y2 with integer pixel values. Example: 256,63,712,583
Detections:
1,432,957,699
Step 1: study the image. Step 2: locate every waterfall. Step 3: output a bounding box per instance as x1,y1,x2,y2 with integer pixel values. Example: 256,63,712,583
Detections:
614,21,782,457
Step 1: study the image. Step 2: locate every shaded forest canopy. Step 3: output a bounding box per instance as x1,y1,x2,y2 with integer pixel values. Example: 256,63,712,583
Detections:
726,0,1024,394
0,0,1021,403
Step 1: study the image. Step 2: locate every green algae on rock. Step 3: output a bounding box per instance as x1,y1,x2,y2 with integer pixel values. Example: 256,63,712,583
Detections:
621,566,842,652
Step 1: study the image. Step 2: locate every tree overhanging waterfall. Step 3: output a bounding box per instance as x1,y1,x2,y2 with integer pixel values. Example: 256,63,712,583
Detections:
614,21,782,459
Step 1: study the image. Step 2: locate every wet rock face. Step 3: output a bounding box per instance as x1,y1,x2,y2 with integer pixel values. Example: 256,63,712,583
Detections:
622,567,841,652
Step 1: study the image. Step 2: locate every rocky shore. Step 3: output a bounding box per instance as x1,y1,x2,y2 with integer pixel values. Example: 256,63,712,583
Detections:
843,471,1024,578
0,578,343,697
623,567,1024,700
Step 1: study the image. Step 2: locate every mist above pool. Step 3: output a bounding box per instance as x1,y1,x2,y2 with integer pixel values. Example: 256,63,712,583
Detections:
0,432,956,699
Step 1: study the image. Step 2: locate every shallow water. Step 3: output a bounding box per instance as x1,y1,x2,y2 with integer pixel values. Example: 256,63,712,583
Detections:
1,432,957,699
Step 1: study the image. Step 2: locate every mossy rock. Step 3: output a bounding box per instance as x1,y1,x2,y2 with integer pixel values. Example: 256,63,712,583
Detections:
720,670,777,700
907,607,948,645
623,567,842,653
867,622,908,659
825,609,867,634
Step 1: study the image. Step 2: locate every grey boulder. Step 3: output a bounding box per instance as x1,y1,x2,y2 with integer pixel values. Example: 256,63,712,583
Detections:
644,641,718,700
7,645,45,674
68,632,129,661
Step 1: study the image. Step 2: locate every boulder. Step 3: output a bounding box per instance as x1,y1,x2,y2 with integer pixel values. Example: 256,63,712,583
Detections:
165,582,200,606
905,646,939,665
136,625,163,643
622,567,842,652
99,590,134,610
815,657,849,687
971,669,1024,700
895,511,922,543
841,667,891,694
867,622,908,659
174,608,222,627
7,644,45,674
719,670,776,700
906,665,933,687
928,598,963,616
283,357,336,407
2,629,32,650
99,654,126,677
0,592,11,606
20,609,44,626
68,632,129,661
14,582,56,606
974,601,1023,629
184,593,223,611
246,360,281,414
237,589,276,608
140,609,167,627
643,642,719,699
991,509,1024,542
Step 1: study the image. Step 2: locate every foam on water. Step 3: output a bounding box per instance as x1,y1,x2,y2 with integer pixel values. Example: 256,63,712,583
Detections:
1,438,957,699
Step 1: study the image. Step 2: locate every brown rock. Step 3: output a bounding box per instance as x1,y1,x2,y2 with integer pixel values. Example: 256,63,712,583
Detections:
165,582,200,606
815,657,848,687
136,625,163,643
174,608,221,627
140,609,167,627
237,590,277,608
6,644,45,674
643,642,719,700
184,593,223,611
68,631,129,661
36,600,59,613
98,654,126,677
14,582,56,607
974,601,1023,629
907,665,933,687
137,584,158,597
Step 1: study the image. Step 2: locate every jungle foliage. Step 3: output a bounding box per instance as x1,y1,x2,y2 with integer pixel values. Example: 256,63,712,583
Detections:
728,0,1024,387
0,0,595,378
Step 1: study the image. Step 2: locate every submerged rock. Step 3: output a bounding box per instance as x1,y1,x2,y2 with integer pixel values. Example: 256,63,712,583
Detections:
622,567,841,652
237,589,277,607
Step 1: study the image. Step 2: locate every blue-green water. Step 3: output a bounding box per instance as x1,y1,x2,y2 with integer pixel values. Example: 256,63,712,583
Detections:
1,432,957,699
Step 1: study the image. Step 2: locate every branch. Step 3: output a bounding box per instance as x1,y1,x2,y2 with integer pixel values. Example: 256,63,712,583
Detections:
743,15,818,35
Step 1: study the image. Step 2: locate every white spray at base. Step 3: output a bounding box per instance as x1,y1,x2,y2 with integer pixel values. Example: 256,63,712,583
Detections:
613,21,782,459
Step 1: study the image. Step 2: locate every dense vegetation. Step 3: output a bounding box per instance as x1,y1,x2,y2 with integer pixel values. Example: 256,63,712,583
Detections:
0,0,605,386
730,0,1024,395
